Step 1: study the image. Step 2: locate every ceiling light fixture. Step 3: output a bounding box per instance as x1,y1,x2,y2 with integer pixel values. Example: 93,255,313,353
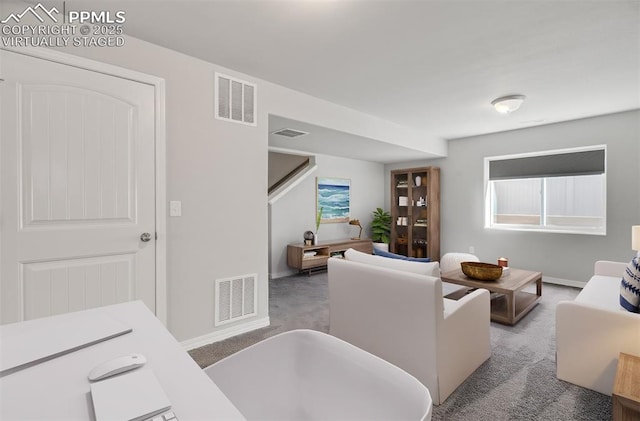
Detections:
491,95,526,114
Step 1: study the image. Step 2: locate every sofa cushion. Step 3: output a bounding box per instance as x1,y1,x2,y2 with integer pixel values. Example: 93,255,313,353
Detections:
344,248,440,277
575,275,630,312
620,256,640,313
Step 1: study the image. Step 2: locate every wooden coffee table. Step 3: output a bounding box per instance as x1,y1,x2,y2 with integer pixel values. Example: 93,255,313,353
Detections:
441,267,542,325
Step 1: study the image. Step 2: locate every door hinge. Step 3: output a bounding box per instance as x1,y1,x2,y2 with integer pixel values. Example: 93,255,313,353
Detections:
155,232,158,240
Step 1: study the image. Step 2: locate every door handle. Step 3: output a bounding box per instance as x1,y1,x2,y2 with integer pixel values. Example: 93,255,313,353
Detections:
140,232,152,242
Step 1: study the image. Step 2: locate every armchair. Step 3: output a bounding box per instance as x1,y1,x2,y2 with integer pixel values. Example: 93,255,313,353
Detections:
328,254,490,405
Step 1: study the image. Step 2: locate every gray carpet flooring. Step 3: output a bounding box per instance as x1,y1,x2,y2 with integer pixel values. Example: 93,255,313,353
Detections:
188,272,611,420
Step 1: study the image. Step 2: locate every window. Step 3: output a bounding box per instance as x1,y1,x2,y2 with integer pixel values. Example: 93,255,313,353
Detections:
484,146,606,235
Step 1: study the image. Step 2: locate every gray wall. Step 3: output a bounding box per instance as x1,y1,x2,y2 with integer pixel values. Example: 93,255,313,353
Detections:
21,14,638,339
387,111,640,284
58,37,270,341
270,154,385,278
57,33,407,343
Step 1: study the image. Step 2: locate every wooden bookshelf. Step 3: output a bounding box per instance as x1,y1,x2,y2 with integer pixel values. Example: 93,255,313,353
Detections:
390,167,440,261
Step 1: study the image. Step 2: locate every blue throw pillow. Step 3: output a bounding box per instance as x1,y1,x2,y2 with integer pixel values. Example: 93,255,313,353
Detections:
373,247,431,262
620,256,640,313
372,248,406,259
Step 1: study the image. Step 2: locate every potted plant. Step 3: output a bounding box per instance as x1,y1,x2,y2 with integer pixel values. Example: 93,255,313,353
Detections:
314,207,323,245
371,207,391,252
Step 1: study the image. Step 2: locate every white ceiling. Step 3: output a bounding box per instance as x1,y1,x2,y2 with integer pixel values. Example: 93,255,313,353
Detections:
60,0,640,162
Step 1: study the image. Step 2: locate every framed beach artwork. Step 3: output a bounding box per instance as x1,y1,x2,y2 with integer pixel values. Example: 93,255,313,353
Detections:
316,177,350,224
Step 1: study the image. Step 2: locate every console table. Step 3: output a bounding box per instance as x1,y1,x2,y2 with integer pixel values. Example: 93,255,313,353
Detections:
287,238,373,274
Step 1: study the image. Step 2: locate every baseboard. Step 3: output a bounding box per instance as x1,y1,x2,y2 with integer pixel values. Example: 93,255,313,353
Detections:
181,316,270,351
543,276,586,289
270,270,295,279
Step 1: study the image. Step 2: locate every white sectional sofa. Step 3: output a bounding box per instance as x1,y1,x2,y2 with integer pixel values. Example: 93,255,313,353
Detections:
556,260,640,395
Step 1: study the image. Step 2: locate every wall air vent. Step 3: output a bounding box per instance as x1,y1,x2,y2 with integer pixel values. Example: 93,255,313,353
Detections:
215,72,257,126
272,128,309,138
214,273,257,326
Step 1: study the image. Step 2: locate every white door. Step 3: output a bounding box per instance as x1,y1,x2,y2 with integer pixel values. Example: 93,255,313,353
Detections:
0,50,156,324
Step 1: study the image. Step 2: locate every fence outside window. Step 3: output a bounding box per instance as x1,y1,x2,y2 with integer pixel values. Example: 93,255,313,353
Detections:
484,146,606,235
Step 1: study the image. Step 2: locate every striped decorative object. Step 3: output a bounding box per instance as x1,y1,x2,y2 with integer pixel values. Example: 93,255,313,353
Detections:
620,256,640,313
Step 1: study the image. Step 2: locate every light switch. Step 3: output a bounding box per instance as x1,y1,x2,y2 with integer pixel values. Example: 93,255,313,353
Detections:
169,201,182,217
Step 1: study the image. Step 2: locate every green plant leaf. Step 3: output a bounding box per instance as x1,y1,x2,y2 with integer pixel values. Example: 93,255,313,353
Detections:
371,207,391,243
316,207,323,232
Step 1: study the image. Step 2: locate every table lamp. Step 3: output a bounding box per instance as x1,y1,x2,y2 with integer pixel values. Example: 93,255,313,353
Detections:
349,219,363,240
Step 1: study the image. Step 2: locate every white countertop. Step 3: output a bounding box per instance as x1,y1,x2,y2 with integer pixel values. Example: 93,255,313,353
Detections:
0,301,245,420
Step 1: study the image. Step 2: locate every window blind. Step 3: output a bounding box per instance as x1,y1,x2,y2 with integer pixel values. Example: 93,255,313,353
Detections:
489,149,605,180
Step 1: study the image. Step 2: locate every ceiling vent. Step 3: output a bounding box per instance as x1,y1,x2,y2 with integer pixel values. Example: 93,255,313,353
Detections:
272,128,309,138
215,72,257,126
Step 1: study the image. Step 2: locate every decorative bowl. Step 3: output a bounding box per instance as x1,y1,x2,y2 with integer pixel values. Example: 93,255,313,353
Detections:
460,261,503,281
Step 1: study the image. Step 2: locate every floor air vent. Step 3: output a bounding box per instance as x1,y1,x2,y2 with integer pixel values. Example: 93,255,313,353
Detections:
215,72,257,126
215,273,257,326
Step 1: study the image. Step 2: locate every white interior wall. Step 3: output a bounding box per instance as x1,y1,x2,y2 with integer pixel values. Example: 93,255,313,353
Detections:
53,37,270,342
53,34,416,343
386,111,640,284
270,154,385,278
10,11,635,342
